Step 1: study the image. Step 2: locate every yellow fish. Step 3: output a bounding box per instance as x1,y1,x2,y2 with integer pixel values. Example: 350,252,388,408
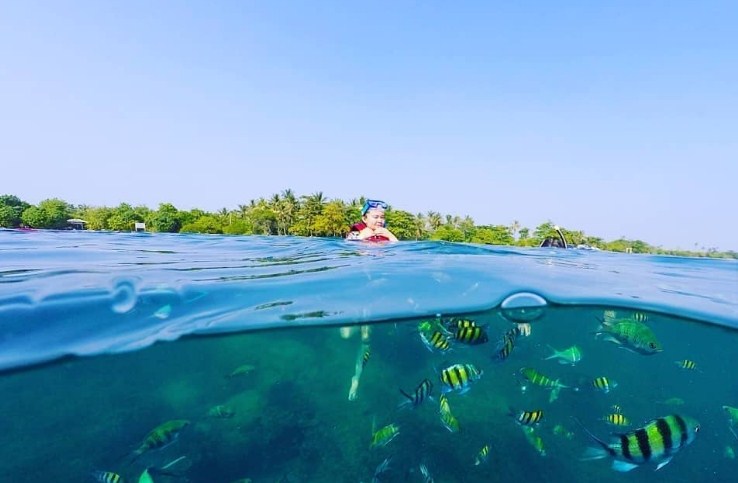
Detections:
370,423,400,449
128,419,190,462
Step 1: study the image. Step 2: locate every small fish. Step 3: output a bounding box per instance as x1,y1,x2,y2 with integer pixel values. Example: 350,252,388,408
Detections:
603,413,630,426
400,378,433,408
438,395,460,432
674,359,697,370
611,404,622,414
419,463,435,483
494,331,517,361
594,317,663,355
371,457,391,483
207,404,236,418
552,424,574,440
591,376,617,393
545,345,582,365
723,405,738,426
444,318,478,330
420,330,452,352
512,408,544,426
519,367,567,389
228,364,255,378
454,325,488,345
632,311,649,323
577,413,700,472
440,363,482,394
440,409,461,433
127,419,190,462
474,444,491,465
522,426,546,456
362,346,371,368
370,423,400,449
92,471,123,483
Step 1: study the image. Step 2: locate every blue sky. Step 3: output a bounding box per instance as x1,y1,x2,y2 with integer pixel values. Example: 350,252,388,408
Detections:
1,1,736,250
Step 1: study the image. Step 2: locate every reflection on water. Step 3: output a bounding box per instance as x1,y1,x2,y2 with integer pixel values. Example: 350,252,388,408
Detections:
1,305,737,482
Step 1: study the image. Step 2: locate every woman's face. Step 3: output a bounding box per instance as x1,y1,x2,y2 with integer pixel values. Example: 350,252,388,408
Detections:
363,208,386,229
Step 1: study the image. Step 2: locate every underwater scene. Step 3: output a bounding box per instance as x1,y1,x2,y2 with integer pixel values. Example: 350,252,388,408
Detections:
1,230,737,483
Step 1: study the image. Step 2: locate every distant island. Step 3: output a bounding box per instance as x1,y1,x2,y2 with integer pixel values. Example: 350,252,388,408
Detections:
1,192,735,259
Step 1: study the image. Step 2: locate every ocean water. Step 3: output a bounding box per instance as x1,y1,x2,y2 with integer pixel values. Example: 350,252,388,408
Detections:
1,230,737,483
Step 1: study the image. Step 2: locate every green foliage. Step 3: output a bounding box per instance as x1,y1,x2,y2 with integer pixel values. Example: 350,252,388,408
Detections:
472,225,514,245
430,225,465,242
149,203,181,233
2,192,734,258
76,206,112,231
0,194,30,227
181,215,223,234
21,206,47,228
106,203,141,231
313,200,348,237
386,210,419,240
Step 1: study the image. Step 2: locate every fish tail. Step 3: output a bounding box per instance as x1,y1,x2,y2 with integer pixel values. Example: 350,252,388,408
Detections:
581,446,610,461
544,345,559,359
571,417,614,457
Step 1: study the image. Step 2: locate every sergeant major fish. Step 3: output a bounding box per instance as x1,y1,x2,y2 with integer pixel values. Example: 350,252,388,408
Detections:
439,363,482,394
127,419,190,462
577,414,700,472
399,378,433,408
370,423,400,449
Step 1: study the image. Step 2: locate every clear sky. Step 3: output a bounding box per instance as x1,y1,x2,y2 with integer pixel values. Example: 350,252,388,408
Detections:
1,1,736,250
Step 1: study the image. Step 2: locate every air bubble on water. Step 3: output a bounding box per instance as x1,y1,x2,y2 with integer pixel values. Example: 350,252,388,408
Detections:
500,292,548,322
111,279,138,314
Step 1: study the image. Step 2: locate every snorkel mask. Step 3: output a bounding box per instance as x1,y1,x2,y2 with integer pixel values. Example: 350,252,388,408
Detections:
361,199,388,216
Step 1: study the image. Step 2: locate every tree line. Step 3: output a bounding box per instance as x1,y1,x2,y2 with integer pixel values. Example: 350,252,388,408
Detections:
1,192,734,259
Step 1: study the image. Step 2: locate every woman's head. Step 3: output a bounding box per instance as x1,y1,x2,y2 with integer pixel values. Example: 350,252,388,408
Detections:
361,199,388,228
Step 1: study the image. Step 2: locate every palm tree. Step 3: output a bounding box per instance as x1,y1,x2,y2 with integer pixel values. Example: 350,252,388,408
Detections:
427,211,442,231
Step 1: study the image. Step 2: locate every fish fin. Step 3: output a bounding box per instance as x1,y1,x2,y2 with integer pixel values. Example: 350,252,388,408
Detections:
729,426,738,442
571,417,613,454
544,345,559,360
581,446,608,461
655,456,673,471
612,460,639,472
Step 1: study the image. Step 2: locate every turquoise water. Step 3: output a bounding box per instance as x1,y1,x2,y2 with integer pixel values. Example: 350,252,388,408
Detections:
1,230,737,482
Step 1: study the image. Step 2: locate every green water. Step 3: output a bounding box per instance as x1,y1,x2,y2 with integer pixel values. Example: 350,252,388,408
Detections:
1,305,736,482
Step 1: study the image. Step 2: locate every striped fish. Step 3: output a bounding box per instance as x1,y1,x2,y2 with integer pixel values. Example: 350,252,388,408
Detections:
520,367,567,389
579,414,700,472
439,363,482,394
400,378,433,408
420,330,452,352
604,413,630,426
127,419,190,462
512,408,544,426
493,327,520,362
632,312,649,323
444,318,478,330
592,376,617,393
370,423,400,449
455,325,489,345
361,346,371,368
474,444,491,465
439,394,460,433
675,359,696,370
91,471,122,483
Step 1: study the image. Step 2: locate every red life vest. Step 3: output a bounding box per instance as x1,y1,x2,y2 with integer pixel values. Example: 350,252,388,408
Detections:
348,222,390,242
